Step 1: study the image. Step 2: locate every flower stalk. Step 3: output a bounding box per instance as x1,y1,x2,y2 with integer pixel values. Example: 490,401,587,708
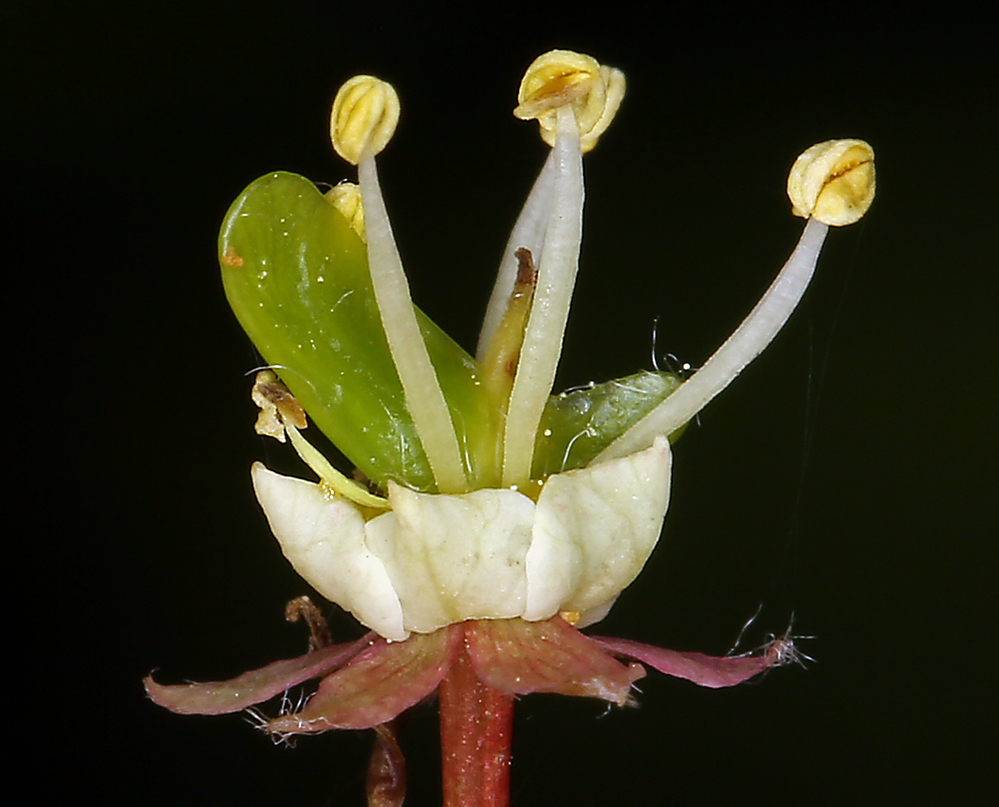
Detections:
438,641,514,807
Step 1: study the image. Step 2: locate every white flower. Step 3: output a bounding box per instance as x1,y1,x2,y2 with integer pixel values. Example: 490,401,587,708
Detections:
147,51,876,745
225,52,874,645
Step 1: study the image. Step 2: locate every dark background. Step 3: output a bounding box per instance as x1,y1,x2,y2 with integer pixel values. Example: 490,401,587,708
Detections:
14,3,995,804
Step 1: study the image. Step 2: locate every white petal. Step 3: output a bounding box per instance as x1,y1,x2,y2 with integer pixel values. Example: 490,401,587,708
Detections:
365,483,536,634
251,463,407,641
524,436,672,622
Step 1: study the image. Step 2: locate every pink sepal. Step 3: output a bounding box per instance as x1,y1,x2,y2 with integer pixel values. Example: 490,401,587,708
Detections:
466,617,645,706
143,633,376,715
265,625,463,733
591,636,775,689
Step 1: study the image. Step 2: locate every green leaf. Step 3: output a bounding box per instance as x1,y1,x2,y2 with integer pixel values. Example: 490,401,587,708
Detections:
532,370,686,478
219,172,496,491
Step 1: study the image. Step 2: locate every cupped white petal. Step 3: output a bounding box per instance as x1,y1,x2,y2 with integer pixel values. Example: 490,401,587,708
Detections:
251,463,407,641
252,439,671,639
524,436,672,621
367,484,536,634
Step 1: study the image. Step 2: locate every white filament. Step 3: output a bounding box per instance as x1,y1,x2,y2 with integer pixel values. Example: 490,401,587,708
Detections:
357,154,468,492
501,106,585,486
596,217,830,462
476,151,557,360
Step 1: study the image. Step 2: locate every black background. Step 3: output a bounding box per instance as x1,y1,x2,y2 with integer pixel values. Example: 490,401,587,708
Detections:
13,3,995,805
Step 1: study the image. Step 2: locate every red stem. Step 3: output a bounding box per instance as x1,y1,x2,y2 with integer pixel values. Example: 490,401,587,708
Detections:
438,629,514,807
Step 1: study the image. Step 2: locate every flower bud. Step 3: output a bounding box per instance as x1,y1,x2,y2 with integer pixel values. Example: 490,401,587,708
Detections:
514,50,625,153
787,138,876,226
330,75,400,165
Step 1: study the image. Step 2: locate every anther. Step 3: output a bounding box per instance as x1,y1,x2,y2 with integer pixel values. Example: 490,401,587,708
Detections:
787,139,876,226
325,182,365,239
251,369,308,442
330,75,400,165
514,49,625,153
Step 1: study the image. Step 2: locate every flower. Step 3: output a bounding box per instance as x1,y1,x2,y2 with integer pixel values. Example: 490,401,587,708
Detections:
146,51,875,738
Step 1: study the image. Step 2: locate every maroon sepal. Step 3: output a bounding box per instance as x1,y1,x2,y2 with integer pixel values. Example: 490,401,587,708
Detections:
591,635,777,688
265,625,463,733
465,617,645,705
143,632,375,715
145,617,790,737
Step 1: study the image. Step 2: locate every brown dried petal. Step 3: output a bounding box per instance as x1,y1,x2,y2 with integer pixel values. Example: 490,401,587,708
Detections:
367,723,407,807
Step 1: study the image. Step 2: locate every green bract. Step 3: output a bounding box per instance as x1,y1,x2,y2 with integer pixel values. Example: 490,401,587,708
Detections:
533,371,685,479
219,172,495,492
220,172,684,494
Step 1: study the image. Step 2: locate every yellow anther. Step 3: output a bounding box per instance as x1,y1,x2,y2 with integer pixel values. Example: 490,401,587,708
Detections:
516,50,601,118
514,50,625,153
787,139,876,226
330,75,400,165
325,182,365,240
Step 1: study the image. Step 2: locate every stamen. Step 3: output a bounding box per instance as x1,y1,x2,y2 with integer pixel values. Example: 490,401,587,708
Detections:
788,139,875,226
357,155,469,493
595,138,875,461
502,105,584,487
493,50,626,486
595,218,830,461
251,370,389,507
330,75,469,494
